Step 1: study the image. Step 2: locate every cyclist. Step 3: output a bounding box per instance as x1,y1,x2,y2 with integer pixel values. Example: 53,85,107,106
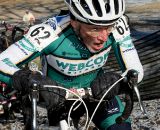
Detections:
0,0,143,129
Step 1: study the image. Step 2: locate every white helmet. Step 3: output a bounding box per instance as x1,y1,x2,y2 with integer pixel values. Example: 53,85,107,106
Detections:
64,0,125,26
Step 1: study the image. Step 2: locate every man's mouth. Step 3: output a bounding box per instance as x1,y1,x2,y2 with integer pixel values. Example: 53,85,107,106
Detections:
92,43,104,51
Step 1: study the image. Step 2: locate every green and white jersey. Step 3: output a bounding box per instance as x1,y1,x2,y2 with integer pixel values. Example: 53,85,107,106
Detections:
0,13,143,88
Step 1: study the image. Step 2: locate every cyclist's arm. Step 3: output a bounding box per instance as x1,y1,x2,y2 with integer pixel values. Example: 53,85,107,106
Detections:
0,23,60,85
111,15,144,83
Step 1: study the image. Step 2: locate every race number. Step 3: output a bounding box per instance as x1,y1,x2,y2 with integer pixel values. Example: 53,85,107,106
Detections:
30,26,50,39
25,24,59,51
112,16,130,42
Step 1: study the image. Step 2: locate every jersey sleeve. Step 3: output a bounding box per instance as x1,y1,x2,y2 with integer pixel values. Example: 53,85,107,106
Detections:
0,14,70,84
0,23,60,84
0,36,38,84
111,15,144,83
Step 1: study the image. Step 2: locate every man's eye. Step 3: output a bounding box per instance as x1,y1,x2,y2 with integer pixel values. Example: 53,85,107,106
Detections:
91,28,98,32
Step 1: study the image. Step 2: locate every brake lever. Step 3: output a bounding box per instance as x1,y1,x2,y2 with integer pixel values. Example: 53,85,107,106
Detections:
127,70,147,116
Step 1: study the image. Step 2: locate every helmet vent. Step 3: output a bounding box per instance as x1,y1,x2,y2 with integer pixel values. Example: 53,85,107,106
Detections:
104,0,110,13
114,0,119,15
80,0,92,15
71,1,84,18
92,0,102,17
105,3,110,13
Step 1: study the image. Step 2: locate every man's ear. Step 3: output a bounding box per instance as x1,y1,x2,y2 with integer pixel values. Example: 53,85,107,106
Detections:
70,19,78,28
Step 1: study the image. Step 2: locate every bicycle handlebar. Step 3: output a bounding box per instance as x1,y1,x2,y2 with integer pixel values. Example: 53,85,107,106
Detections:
27,69,147,129
126,69,147,115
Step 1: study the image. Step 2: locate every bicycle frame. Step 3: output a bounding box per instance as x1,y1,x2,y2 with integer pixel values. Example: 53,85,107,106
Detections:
28,70,147,130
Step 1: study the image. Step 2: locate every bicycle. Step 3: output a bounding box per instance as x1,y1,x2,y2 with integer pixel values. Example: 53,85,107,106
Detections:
26,63,147,130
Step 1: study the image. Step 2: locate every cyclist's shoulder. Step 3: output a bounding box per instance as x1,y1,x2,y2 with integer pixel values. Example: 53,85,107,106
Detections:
21,10,71,52
42,10,71,32
26,10,70,35
27,10,70,36
111,15,131,42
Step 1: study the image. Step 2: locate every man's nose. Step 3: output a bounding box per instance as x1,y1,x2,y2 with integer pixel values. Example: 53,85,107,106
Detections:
97,30,108,41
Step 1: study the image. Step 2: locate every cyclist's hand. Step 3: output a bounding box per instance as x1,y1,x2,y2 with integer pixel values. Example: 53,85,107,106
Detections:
12,69,66,110
12,69,56,94
12,69,33,94
12,69,48,93
91,72,122,100
126,69,138,86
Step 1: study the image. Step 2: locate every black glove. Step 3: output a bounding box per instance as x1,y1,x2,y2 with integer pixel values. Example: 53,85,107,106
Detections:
12,69,32,95
126,69,139,87
90,72,122,100
12,69,66,110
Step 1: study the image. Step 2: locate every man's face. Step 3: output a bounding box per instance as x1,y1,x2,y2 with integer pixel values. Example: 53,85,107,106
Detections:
71,20,114,53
